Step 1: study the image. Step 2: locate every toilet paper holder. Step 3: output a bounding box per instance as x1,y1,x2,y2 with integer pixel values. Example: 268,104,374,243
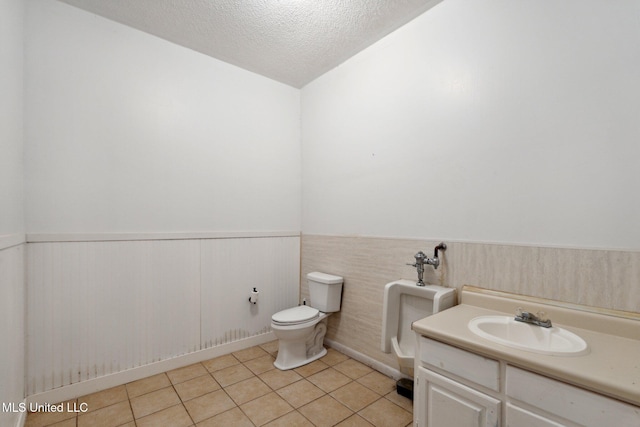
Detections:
249,287,259,304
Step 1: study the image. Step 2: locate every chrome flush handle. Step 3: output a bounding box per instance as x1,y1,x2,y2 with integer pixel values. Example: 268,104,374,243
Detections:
406,243,447,286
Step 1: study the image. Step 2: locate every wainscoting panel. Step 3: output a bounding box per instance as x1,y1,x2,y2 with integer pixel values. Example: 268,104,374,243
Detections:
200,237,300,348
0,244,25,427
27,240,200,394
26,240,201,396
25,235,301,396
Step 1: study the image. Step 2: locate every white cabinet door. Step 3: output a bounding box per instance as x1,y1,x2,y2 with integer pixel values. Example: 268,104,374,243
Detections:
416,366,500,427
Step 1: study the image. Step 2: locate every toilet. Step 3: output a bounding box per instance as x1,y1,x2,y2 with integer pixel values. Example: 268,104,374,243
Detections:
271,272,343,370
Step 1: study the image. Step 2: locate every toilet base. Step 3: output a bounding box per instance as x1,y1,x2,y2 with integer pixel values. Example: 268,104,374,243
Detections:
274,346,327,370
273,317,328,370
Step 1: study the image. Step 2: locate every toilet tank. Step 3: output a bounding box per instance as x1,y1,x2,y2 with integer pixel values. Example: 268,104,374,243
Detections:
307,272,343,313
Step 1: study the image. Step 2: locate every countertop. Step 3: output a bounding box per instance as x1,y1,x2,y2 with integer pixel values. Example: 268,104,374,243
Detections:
412,286,640,406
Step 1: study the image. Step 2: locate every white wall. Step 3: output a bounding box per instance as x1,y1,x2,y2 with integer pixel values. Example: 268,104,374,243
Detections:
0,0,26,425
25,0,301,234
302,0,640,250
22,0,304,400
0,0,24,237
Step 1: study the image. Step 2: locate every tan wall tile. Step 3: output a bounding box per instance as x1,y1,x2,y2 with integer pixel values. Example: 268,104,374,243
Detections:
301,235,640,372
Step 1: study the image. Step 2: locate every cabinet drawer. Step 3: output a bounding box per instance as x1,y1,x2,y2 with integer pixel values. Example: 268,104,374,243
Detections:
419,337,500,391
506,366,640,427
506,403,572,427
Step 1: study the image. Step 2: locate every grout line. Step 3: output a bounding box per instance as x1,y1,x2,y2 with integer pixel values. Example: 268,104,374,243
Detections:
123,378,136,425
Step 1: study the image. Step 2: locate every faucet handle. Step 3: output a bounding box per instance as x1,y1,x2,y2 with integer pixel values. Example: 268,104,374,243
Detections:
515,307,524,317
406,262,417,267
536,311,548,322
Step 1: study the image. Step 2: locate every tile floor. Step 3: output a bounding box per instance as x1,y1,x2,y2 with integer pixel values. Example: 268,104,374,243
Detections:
26,342,413,427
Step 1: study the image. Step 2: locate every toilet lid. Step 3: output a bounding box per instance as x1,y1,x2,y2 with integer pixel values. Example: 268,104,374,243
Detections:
272,306,319,325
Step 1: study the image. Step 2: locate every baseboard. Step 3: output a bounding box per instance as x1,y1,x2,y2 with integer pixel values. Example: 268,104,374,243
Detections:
27,332,275,405
16,401,27,427
324,339,409,381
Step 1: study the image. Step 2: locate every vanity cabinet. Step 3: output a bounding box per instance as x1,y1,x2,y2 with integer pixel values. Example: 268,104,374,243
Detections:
414,336,640,427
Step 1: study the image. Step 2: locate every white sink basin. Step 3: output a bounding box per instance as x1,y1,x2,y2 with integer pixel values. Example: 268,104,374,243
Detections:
468,315,589,356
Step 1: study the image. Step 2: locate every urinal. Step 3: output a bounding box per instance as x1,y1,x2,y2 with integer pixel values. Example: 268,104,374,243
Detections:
381,279,456,376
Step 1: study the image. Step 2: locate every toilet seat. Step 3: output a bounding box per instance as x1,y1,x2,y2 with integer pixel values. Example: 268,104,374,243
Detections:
272,306,319,326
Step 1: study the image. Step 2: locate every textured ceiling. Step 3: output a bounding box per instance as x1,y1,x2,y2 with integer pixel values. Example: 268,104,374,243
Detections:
57,0,443,88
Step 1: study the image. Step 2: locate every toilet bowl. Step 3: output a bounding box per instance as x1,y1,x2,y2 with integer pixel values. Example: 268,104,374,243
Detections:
272,306,329,370
271,272,343,370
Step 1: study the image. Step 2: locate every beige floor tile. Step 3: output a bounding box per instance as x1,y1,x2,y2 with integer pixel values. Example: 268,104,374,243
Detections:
167,363,209,385
79,385,128,413
331,382,380,412
356,371,396,396
320,348,349,366
183,389,236,424
259,340,279,355
125,373,171,398
26,347,402,427
240,392,294,426
130,386,181,419
358,398,412,427
202,353,240,373
276,379,326,408
233,345,268,362
263,410,315,427
298,395,353,427
174,373,221,402
244,354,276,375
224,376,271,405
135,403,193,427
336,414,375,427
211,363,254,387
197,407,253,427
294,360,329,377
24,412,77,427
307,368,352,393
259,368,303,390
77,401,134,427
47,419,77,427
333,359,374,380
384,390,413,412
26,400,78,427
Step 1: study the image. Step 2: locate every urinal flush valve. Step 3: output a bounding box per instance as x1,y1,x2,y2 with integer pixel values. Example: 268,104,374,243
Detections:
406,243,447,286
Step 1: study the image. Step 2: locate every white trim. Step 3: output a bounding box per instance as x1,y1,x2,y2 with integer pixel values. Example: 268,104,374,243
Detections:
15,401,27,427
26,231,300,243
301,233,640,253
0,234,25,251
324,338,408,381
26,332,275,404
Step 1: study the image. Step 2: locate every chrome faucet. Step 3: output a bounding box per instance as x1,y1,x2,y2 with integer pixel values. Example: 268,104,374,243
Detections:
407,243,447,286
515,307,552,328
